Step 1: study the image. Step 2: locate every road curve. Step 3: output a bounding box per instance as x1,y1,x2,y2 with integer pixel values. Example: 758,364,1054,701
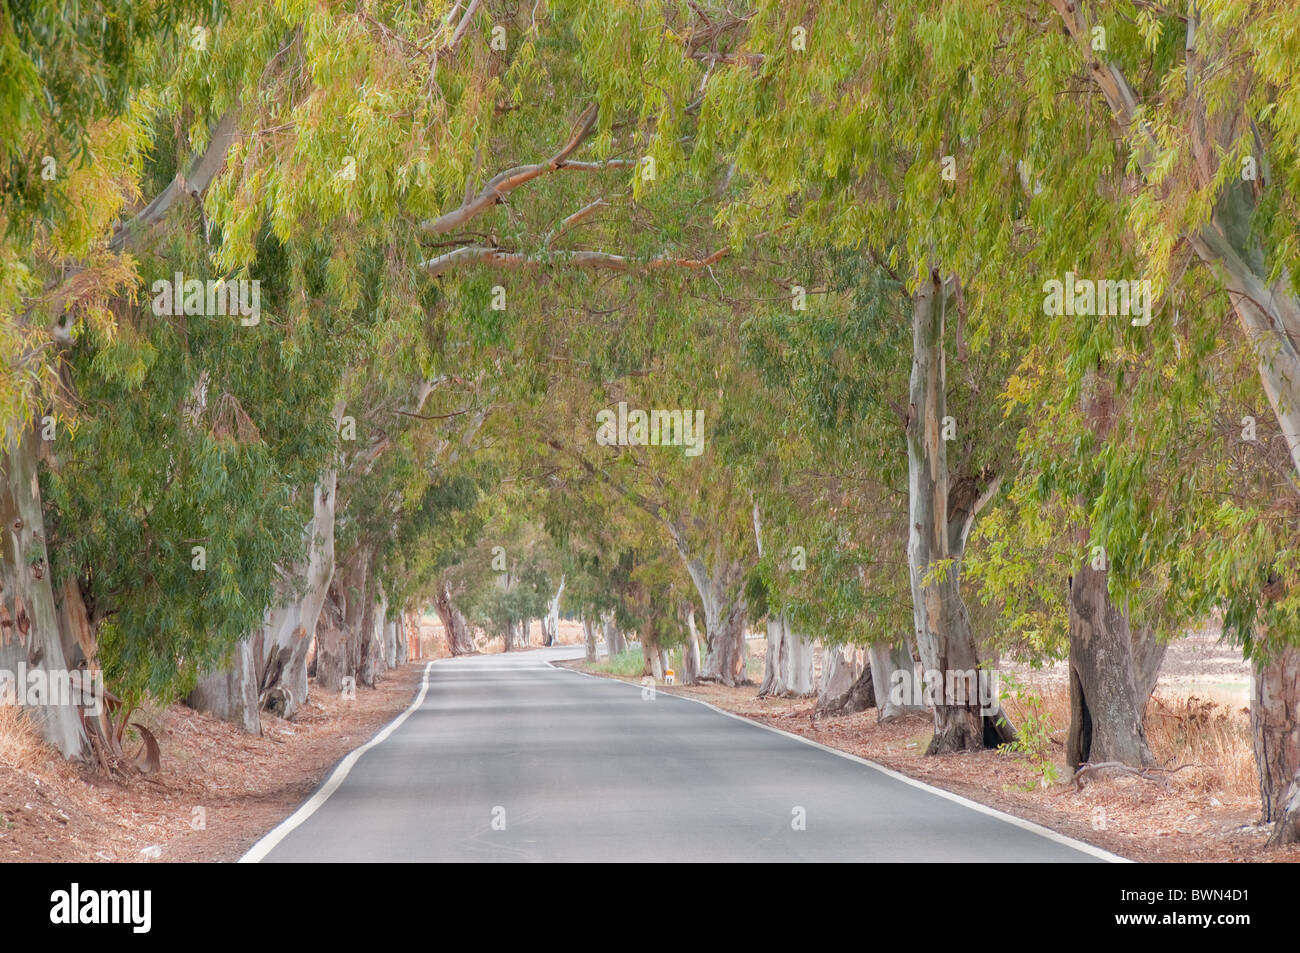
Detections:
246,646,1119,863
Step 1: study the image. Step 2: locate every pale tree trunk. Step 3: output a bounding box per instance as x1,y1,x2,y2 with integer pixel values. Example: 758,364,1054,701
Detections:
869,640,925,722
1252,647,1300,846
0,427,88,757
357,582,386,688
787,629,814,696
819,663,876,715
906,275,1013,753
819,642,920,718
758,614,814,697
393,614,409,665
1050,5,1300,481
680,607,701,685
582,617,597,662
602,611,626,657
257,470,337,719
543,577,565,646
817,644,860,709
758,614,788,697
316,548,369,692
683,554,748,686
187,637,261,733
435,582,474,655
1065,373,1154,769
384,617,399,668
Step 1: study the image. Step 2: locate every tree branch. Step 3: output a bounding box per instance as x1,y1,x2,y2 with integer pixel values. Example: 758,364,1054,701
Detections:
419,104,634,235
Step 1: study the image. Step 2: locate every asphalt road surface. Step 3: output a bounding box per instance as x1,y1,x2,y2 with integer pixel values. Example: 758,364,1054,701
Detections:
247,646,1119,862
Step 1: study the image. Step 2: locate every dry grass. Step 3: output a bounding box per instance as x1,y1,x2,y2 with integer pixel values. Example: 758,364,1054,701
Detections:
997,678,1257,802
0,706,40,774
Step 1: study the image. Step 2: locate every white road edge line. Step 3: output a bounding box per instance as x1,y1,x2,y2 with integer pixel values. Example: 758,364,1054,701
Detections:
552,660,1131,864
238,659,437,863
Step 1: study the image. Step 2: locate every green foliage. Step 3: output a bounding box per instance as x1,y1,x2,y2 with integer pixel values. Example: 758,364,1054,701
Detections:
997,674,1061,791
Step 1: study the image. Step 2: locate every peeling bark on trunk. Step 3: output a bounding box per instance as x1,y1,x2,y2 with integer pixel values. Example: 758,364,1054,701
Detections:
684,557,747,686
817,644,860,709
758,614,814,697
1252,647,1300,846
680,608,701,684
0,427,88,758
258,471,337,719
906,275,1012,754
316,548,368,692
435,582,475,655
818,662,876,715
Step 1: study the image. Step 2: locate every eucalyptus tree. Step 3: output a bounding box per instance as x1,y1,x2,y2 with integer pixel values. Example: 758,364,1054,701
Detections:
978,0,1300,840
0,0,226,754
559,0,1039,748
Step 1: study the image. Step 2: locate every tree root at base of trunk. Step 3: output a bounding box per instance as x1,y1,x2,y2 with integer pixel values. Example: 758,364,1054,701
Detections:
1070,760,1195,791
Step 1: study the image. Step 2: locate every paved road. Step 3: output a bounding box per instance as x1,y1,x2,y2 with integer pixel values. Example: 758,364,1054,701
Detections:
249,646,1116,862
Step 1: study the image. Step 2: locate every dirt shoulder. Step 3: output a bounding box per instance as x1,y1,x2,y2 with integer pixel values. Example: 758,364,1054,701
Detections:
0,662,427,863
557,659,1300,864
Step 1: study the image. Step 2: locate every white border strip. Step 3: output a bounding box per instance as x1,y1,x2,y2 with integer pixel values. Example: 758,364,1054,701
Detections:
553,662,1130,863
239,660,437,863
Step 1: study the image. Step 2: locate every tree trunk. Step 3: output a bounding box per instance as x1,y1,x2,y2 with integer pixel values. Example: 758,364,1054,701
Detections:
187,637,261,733
602,611,626,657
357,581,385,688
582,617,597,662
316,548,368,692
1191,185,1300,480
0,426,88,757
906,274,1012,754
1065,561,1156,768
758,613,814,697
869,640,925,722
1252,647,1300,845
817,644,860,709
1131,624,1168,709
435,582,474,655
680,608,701,684
639,619,664,678
758,614,788,697
257,471,337,718
818,662,876,715
1064,373,1155,769
544,577,565,646
684,556,747,686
